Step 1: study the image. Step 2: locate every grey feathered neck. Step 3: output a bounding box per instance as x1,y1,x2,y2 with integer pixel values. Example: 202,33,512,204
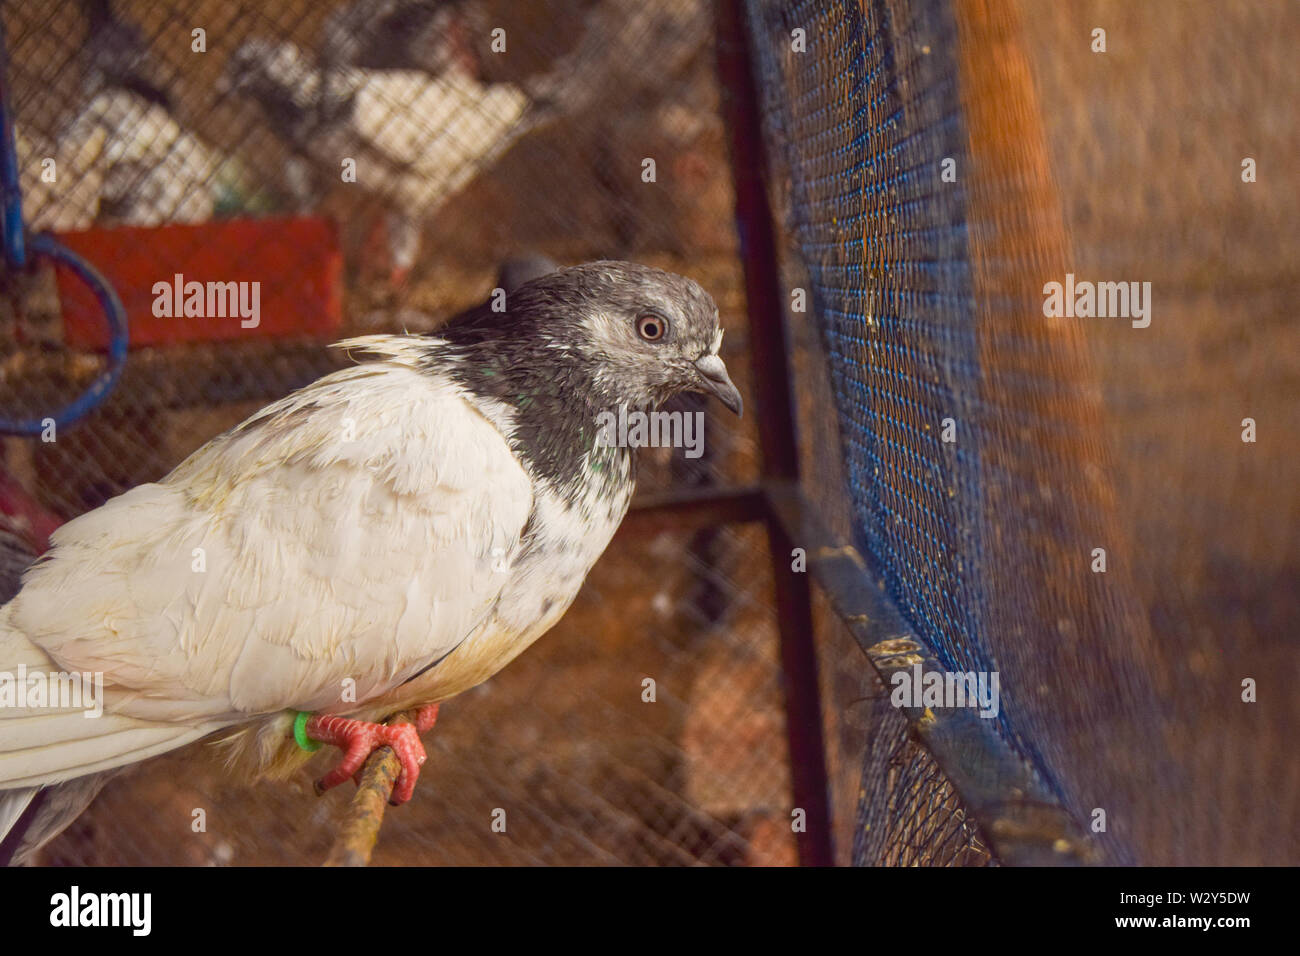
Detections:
433,296,636,498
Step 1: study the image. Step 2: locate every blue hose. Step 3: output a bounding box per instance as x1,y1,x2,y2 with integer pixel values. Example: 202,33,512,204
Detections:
1,17,28,271
0,20,129,435
0,235,129,435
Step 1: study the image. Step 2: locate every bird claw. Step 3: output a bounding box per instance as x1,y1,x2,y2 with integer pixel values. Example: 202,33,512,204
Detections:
306,709,439,805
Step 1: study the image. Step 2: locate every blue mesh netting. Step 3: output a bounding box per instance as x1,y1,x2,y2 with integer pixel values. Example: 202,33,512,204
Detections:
746,0,1180,864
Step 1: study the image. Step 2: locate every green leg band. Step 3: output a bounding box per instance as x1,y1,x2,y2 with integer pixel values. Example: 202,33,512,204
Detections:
292,711,322,752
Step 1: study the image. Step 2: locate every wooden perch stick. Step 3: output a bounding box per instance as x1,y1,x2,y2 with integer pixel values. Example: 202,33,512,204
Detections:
322,710,415,867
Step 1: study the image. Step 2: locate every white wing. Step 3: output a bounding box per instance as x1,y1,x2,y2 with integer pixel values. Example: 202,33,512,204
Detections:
8,338,532,723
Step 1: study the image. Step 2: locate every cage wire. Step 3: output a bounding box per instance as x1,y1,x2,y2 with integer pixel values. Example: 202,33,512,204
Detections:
749,0,1298,866
1,0,1296,867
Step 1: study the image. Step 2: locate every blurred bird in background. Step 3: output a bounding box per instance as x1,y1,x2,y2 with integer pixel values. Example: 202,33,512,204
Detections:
223,7,545,287
317,0,485,78
221,0,711,287
17,0,230,232
0,262,742,864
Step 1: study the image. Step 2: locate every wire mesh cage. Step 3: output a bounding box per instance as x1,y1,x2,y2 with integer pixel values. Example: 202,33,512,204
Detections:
2,0,789,867
0,0,1296,868
749,0,1297,866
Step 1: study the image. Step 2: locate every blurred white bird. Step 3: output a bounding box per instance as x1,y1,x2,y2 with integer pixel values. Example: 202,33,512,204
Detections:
224,37,536,284
16,0,227,232
19,92,224,232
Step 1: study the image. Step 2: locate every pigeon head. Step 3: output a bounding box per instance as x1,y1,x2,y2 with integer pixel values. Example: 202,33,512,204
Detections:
436,261,742,492
221,40,356,121
221,40,310,98
507,260,743,416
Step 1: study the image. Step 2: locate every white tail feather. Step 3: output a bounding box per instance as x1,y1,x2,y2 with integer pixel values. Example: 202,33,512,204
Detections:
0,710,214,788
1,609,223,790
0,787,36,851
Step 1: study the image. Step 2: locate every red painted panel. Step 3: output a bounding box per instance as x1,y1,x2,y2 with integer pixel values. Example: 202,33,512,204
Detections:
53,217,343,349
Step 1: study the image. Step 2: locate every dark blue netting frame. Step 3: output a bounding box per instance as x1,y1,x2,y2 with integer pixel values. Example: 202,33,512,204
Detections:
746,0,1175,864
753,2,981,667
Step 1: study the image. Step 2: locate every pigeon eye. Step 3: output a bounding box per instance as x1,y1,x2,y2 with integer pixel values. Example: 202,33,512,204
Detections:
637,312,668,342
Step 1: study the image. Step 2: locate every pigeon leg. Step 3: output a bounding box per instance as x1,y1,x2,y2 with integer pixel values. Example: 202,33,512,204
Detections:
306,707,439,805
413,702,441,734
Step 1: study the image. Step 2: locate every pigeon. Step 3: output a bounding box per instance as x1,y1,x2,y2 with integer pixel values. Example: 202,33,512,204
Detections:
77,0,170,107
18,89,226,231
0,261,742,863
318,0,480,78
223,37,543,283
17,0,225,231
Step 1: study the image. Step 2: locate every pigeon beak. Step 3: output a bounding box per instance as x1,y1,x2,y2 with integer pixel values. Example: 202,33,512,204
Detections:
694,354,743,416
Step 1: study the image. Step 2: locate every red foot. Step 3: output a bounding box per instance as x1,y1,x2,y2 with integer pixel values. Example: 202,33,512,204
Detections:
306,704,440,805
